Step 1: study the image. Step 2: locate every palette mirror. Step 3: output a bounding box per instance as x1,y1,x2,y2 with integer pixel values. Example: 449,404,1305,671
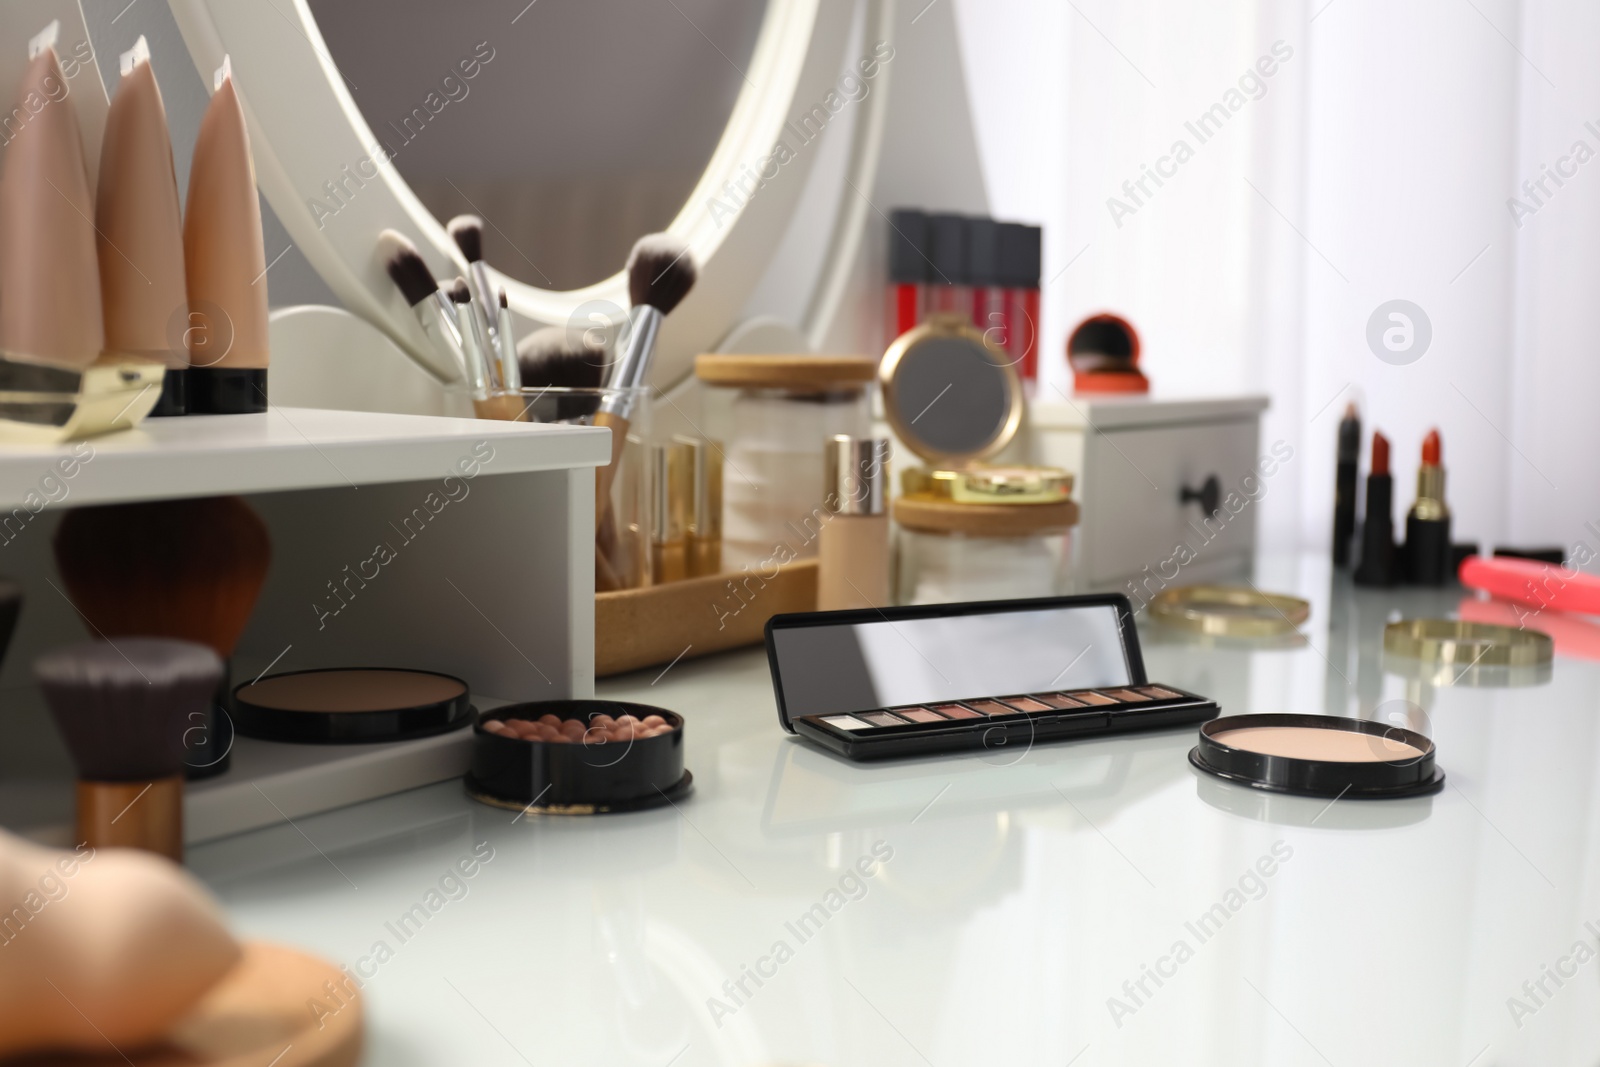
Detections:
307,0,767,292
769,601,1133,720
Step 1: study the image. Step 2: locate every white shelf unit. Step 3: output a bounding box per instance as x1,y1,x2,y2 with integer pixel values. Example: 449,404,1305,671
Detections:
0,408,608,846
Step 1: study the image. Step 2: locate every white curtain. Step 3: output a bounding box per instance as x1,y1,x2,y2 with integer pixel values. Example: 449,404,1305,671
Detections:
953,0,1587,556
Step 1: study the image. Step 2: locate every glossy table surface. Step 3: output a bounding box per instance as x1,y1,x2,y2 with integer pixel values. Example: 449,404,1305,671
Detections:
188,554,1600,1066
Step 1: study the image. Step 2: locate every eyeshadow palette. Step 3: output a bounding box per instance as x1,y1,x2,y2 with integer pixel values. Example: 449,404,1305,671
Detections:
766,594,1219,761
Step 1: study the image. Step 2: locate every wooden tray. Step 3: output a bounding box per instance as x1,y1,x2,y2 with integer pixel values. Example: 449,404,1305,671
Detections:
596,560,817,677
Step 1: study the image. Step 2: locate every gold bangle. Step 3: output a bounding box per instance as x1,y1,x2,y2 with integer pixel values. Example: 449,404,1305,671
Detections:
1148,585,1310,637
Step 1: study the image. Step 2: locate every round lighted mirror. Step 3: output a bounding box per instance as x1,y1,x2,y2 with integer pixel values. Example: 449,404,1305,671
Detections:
307,0,766,292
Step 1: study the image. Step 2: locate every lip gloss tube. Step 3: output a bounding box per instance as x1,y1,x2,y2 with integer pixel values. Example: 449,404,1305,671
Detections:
926,212,970,319
886,209,929,350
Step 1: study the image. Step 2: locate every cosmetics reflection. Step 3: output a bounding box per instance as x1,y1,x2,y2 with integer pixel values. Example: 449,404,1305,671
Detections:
1458,594,1599,663
1192,766,1434,829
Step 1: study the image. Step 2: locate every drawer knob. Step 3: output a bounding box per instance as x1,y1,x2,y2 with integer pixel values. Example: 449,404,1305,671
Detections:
1180,475,1222,519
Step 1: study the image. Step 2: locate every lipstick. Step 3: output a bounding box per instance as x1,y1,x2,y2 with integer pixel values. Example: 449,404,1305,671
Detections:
1331,402,1360,566
1403,428,1452,584
1353,430,1397,586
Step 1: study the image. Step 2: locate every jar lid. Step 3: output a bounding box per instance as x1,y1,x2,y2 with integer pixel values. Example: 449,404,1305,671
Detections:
901,464,1072,505
695,354,876,390
893,494,1078,536
880,314,1023,466
1149,585,1309,638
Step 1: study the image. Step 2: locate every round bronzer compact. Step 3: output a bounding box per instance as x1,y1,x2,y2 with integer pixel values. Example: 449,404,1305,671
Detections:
466,699,690,815
233,668,473,743
1189,713,1444,799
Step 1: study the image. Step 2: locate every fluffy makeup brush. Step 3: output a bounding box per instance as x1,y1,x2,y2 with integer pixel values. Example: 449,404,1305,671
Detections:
595,235,698,531
518,325,605,400
53,497,270,778
516,325,627,587
379,228,476,388
37,637,224,860
447,215,518,386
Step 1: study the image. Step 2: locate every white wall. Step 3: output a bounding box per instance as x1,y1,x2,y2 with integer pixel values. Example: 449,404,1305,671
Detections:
949,0,1598,557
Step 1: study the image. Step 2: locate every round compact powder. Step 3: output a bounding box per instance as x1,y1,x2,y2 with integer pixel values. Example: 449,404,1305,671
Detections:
1213,726,1424,763
1189,713,1444,799
238,669,465,712
233,668,473,743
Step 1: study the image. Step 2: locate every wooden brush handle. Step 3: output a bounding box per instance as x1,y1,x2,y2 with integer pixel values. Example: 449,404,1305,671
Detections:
78,777,183,861
592,409,629,533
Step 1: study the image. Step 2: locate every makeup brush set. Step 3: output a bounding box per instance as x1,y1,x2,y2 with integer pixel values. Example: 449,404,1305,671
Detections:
0,27,272,438
382,224,706,592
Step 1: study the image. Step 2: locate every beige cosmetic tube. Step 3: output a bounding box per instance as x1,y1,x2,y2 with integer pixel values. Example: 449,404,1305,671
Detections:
0,45,103,374
96,38,187,415
183,58,268,413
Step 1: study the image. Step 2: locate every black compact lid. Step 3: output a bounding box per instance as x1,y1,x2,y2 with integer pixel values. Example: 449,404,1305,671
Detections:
926,213,968,286
233,667,473,744
965,217,1000,288
1189,713,1445,799
888,209,929,284
998,222,1041,288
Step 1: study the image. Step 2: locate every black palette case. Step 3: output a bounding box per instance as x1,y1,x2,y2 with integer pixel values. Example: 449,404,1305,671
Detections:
766,594,1219,761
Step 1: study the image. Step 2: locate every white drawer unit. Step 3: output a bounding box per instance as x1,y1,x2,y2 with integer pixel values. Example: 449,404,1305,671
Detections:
1028,395,1269,593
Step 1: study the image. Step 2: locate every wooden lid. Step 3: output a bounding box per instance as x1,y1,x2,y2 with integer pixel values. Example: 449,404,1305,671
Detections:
893,494,1079,536
695,354,876,389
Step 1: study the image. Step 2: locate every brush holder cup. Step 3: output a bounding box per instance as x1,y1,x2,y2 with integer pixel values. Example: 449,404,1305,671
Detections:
520,385,652,590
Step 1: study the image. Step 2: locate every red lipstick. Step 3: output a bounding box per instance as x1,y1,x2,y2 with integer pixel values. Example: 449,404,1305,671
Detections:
1403,428,1451,584
1354,430,1398,586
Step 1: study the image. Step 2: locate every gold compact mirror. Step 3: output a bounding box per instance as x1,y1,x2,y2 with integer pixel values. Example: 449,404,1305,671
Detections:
880,313,1023,468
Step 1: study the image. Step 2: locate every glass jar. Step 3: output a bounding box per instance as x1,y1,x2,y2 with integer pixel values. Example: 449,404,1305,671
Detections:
520,385,652,590
696,355,875,569
893,495,1076,605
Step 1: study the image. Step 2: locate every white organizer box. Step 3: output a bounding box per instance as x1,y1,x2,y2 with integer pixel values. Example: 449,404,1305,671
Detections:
1027,394,1269,592
0,408,608,846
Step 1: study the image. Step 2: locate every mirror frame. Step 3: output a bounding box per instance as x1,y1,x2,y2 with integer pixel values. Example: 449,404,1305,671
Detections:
167,0,871,389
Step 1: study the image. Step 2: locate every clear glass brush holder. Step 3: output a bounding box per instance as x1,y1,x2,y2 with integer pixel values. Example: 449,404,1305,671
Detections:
517,386,653,591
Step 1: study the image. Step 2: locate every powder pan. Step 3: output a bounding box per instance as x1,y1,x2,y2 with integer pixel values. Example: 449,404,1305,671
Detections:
1189,713,1444,799
234,667,473,743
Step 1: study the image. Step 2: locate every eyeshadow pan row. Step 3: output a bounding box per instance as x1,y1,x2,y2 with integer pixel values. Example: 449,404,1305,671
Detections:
820,686,1186,733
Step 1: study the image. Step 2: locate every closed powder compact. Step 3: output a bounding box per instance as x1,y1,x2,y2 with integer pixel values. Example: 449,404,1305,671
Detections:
233,667,474,743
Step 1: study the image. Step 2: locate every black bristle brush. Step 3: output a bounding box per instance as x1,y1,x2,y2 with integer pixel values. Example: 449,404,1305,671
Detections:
594,234,698,530
379,229,478,389
37,638,223,861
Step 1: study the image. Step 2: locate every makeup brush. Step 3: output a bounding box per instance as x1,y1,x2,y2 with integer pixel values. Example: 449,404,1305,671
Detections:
37,637,224,860
446,215,501,362
496,288,522,394
52,496,271,778
595,234,698,530
1354,431,1397,587
379,228,475,388
515,325,628,588
518,325,605,397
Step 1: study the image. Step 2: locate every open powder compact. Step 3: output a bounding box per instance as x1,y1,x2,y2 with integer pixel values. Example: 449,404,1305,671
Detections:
233,667,473,742
1189,713,1444,798
466,699,689,814
766,594,1218,761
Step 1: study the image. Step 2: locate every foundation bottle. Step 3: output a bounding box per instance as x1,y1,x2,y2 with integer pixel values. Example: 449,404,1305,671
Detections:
818,436,891,611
